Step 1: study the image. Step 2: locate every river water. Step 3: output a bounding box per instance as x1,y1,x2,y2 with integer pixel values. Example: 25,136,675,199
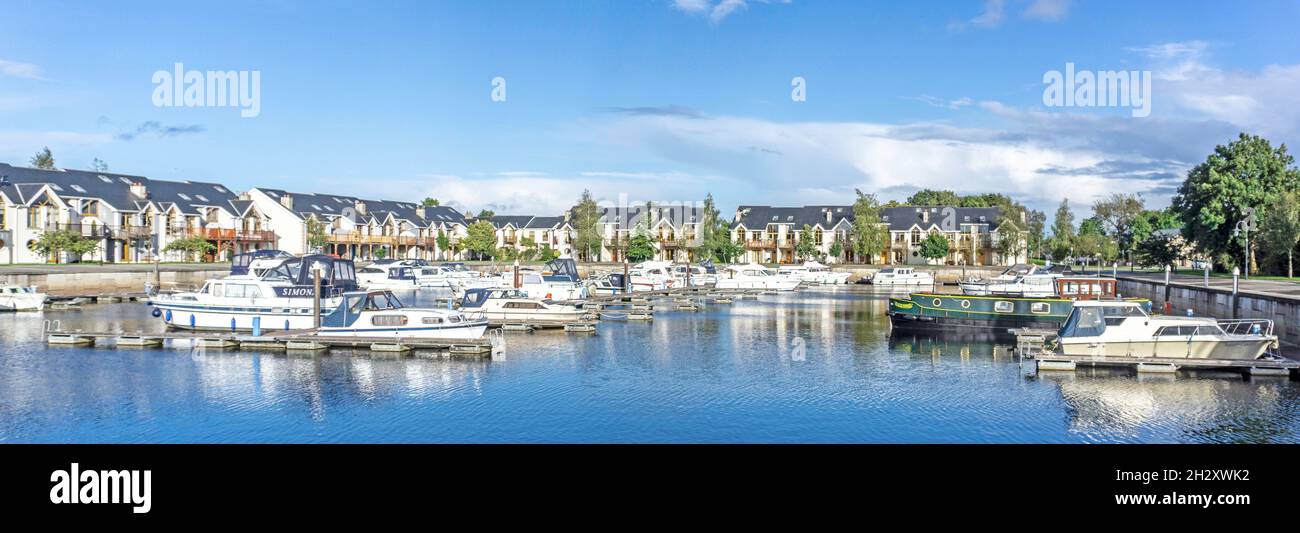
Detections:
1,287,1297,443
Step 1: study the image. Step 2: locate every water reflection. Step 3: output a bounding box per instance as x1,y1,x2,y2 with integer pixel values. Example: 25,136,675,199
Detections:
0,287,1296,443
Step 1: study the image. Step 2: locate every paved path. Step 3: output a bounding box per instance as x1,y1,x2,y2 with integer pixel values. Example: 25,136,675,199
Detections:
1117,271,1300,300
0,263,229,275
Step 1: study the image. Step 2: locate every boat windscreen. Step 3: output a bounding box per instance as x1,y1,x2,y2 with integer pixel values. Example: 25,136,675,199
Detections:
461,289,490,308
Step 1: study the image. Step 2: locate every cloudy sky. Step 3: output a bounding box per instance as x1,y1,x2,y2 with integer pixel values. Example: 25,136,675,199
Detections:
2,0,1298,217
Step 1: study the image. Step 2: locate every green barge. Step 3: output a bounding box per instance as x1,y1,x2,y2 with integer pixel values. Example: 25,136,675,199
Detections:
887,278,1149,337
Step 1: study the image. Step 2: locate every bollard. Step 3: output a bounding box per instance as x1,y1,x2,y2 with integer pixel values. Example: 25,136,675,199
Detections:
1231,267,1240,319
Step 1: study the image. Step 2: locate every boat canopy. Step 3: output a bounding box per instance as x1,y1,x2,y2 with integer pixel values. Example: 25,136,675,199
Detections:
231,249,292,275
322,290,404,328
699,259,716,274
460,288,528,308
262,254,359,290
545,258,581,281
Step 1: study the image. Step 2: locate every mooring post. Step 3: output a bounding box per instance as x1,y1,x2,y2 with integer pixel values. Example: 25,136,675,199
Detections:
513,259,520,289
313,268,322,329
1231,267,1240,319
622,259,629,294
1163,264,1171,309
1203,263,1210,288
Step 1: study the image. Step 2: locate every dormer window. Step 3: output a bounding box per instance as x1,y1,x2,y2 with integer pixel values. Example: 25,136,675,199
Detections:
98,175,113,184
195,194,209,202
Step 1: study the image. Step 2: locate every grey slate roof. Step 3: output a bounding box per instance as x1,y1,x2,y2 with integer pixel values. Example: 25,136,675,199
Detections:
0,162,240,216
879,206,1004,231
256,188,467,228
524,216,565,230
599,205,706,228
731,205,853,230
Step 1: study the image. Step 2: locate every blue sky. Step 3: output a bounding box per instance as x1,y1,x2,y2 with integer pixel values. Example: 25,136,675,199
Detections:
2,0,1299,217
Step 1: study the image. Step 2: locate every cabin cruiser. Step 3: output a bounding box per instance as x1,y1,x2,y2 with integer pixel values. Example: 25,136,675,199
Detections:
959,264,1063,297
715,264,801,291
149,255,359,331
357,262,421,290
459,288,589,321
319,290,487,339
1056,301,1278,360
778,261,851,285
586,272,631,295
630,261,679,291
671,264,715,287
516,269,587,300
0,283,46,311
440,262,484,280
867,267,934,286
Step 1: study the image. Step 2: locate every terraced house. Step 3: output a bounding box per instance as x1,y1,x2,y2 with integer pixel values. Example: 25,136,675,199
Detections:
731,205,855,264
880,206,1026,266
0,162,276,264
595,203,705,262
479,215,573,258
247,188,468,261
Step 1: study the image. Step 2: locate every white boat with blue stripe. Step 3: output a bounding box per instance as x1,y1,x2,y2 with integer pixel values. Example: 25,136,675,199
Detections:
320,290,487,339
148,254,359,332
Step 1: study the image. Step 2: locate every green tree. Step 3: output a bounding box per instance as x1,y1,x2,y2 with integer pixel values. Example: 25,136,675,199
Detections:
570,190,603,261
538,244,560,262
163,235,216,262
698,193,723,261
91,158,108,172
1262,191,1300,277
30,230,98,263
1048,199,1075,260
421,198,440,207
436,229,451,260
625,234,656,262
794,224,817,260
1093,193,1146,263
851,189,887,263
496,246,517,261
305,217,329,252
905,189,961,206
919,232,950,263
1173,133,1300,273
1136,232,1185,267
828,239,844,262
463,220,497,260
30,147,55,169
374,247,388,259
1025,209,1046,259
476,209,495,219
518,236,537,261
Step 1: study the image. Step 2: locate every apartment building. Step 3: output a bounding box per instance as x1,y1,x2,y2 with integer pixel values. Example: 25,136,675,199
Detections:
247,188,468,261
595,203,706,262
730,205,854,264
880,206,1026,266
0,162,275,264
480,215,573,257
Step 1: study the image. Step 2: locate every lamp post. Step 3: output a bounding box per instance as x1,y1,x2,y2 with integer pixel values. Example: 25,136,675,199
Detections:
1234,207,1257,280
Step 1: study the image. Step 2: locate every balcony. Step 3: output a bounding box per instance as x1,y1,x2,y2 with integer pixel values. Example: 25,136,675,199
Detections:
185,228,277,242
45,223,114,238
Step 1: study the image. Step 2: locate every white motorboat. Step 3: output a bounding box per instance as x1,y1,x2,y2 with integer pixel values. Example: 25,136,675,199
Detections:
357,262,422,290
408,264,455,288
319,290,487,339
1056,300,1278,360
0,283,47,311
715,264,801,291
585,272,632,295
778,261,851,285
671,264,716,287
440,262,485,280
149,255,359,332
959,264,1061,297
516,269,587,300
459,288,589,321
867,267,934,286
630,261,679,291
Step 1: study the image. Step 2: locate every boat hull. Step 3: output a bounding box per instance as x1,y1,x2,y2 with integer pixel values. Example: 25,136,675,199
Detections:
887,293,1083,337
318,322,488,340
0,294,47,311
1058,338,1274,360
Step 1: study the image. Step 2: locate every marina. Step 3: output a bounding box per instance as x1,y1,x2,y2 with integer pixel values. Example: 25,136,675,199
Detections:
4,283,1300,443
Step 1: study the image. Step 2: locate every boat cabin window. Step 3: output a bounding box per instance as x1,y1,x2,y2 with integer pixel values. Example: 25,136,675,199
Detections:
361,267,383,274
372,315,408,327
212,284,224,297
1030,302,1051,314
879,268,894,274
994,301,1014,313
504,302,545,309
1100,305,1146,325
422,317,443,325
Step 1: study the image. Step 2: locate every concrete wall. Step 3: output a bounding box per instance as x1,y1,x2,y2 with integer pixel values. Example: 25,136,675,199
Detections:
2,267,228,296
1118,277,1300,348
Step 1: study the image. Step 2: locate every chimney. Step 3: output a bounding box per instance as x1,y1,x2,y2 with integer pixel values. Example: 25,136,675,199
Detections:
129,181,148,199
279,193,294,210
415,205,427,219
354,200,367,216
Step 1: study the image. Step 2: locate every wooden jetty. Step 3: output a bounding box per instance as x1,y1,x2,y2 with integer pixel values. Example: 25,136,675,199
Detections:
44,329,501,357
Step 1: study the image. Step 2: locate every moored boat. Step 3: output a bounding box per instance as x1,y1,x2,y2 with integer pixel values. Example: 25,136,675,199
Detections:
1054,300,1277,360
318,290,487,339
888,276,1143,337
868,267,934,286
715,264,800,291
459,288,588,321
0,283,47,311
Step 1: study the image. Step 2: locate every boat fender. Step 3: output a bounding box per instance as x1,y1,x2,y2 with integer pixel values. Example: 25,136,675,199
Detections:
189,314,196,328
231,317,237,332
152,308,163,318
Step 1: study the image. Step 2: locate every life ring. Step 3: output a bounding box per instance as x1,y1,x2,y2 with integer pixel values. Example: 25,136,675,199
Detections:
960,300,971,309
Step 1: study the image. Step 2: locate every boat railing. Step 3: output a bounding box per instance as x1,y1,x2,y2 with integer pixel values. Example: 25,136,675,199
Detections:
1217,318,1274,336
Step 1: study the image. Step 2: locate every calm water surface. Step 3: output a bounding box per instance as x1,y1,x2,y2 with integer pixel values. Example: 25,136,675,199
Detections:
1,287,1297,443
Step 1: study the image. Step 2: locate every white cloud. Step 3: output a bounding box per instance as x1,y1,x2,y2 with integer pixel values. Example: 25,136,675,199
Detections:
671,0,789,24
907,95,974,110
950,0,1007,30
0,59,47,80
1023,0,1071,21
